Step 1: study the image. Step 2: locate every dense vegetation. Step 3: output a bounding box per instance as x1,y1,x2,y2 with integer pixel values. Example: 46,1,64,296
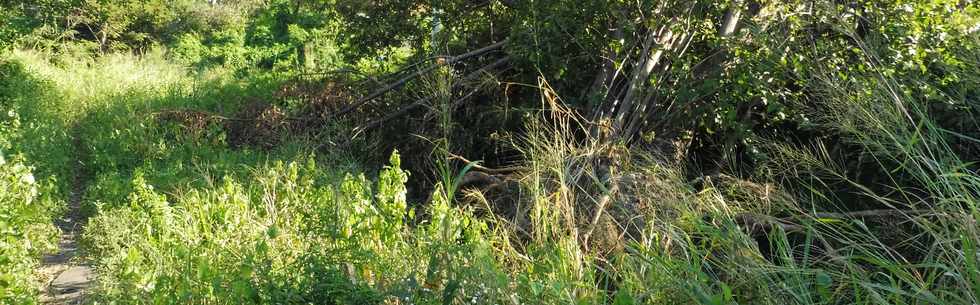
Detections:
1,0,979,304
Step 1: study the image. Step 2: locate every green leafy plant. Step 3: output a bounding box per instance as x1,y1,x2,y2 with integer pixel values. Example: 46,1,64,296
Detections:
0,154,59,304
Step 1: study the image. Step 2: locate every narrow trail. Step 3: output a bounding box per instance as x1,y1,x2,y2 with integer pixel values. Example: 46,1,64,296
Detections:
38,125,94,305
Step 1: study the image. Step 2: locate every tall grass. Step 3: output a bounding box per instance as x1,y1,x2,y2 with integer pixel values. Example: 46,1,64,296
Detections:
781,43,980,303
507,87,784,304
477,36,980,303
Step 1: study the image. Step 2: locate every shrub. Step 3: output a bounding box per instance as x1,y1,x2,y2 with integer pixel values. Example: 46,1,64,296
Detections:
0,153,59,304
82,155,398,304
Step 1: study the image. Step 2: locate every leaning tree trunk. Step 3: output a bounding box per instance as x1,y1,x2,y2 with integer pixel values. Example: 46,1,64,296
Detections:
580,1,759,252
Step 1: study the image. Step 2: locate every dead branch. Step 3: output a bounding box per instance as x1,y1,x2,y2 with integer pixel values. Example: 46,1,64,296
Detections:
152,109,306,122
735,213,805,234
809,209,933,220
348,56,512,137
448,152,523,174
459,171,504,188
583,173,621,248
736,209,935,235
330,40,509,120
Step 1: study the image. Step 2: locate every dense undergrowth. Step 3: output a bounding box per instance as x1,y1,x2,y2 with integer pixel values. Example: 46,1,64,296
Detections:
0,54,65,304
1,1,979,305
0,153,59,303
2,47,978,304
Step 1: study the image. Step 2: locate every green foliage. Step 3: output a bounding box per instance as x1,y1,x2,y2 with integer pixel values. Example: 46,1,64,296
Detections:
0,154,59,304
506,0,625,93
164,2,254,68
697,1,980,158
83,151,500,304
243,0,340,69
83,168,382,304
0,8,25,49
0,58,61,305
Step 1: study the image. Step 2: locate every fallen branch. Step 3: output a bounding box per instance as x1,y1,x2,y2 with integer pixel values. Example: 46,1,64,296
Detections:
458,171,504,188
735,213,804,234
809,209,933,220
348,56,512,138
294,68,386,87
152,109,307,122
736,209,934,234
330,40,509,120
346,87,480,143
735,212,846,263
448,152,523,174
583,172,621,248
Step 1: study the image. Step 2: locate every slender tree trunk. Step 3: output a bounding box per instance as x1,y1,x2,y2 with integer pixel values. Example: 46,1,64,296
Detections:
720,5,742,37
99,30,107,54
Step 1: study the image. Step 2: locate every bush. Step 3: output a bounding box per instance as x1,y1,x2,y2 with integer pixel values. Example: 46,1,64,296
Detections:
0,56,66,305
81,152,415,304
80,147,530,304
0,153,59,304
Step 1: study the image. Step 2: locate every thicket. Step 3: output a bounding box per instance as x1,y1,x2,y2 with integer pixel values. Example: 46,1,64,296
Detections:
0,152,59,304
1,0,979,304
0,56,62,304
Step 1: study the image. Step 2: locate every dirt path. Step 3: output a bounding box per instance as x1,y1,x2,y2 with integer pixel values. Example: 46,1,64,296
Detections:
38,126,94,305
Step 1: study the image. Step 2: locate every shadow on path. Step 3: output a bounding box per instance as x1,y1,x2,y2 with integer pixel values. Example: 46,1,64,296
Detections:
39,124,94,305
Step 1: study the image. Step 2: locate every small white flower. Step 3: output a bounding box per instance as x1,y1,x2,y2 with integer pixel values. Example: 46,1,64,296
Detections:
21,173,35,185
